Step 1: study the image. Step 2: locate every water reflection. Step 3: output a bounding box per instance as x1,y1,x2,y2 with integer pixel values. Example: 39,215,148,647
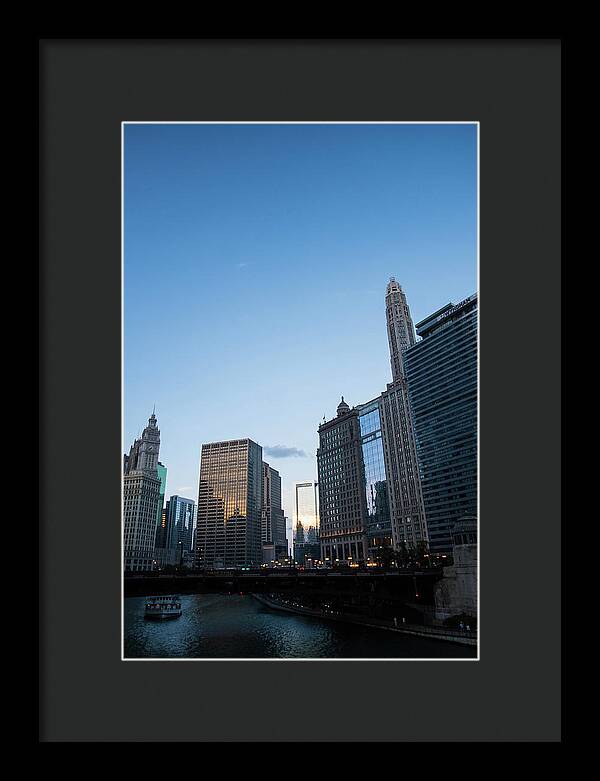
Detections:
124,594,475,659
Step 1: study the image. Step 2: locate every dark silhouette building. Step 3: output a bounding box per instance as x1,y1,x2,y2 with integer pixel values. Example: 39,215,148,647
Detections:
317,397,367,565
262,462,287,562
404,294,478,553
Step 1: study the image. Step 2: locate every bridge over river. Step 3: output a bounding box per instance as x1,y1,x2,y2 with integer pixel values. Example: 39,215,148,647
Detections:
124,569,444,624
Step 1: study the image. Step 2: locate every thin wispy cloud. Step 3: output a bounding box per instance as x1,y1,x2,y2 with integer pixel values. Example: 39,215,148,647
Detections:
264,445,307,459
235,262,250,269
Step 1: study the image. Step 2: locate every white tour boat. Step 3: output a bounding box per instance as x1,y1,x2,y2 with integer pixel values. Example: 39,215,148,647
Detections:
144,595,182,619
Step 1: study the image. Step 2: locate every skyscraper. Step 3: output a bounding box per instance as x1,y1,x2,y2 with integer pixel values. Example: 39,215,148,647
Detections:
274,512,288,558
195,438,263,569
155,503,169,549
262,462,274,546
404,294,478,553
123,412,162,572
261,462,287,561
386,277,416,383
295,481,319,533
165,495,196,552
317,397,367,565
293,517,305,564
380,279,428,552
293,481,320,564
154,461,167,539
124,410,161,475
357,397,392,558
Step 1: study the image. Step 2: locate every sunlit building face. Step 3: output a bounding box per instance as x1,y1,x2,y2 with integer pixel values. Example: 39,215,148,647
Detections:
295,481,319,532
196,438,263,569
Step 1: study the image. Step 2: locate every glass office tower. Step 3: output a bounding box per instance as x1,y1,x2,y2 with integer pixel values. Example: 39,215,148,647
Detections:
195,438,263,568
154,461,167,543
295,481,319,534
357,398,392,559
166,495,196,552
155,502,169,549
404,294,478,553
294,481,320,565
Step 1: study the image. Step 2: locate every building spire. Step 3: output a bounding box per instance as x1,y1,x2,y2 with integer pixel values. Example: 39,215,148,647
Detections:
386,278,416,381
336,396,350,417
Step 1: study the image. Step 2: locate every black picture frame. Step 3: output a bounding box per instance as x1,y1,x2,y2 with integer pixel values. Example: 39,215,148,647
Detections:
39,38,561,742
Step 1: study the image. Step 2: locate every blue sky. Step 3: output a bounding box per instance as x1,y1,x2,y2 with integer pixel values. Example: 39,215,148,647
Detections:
124,123,477,541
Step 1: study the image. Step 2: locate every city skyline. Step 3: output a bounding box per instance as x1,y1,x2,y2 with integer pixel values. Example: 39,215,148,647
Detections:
124,122,477,523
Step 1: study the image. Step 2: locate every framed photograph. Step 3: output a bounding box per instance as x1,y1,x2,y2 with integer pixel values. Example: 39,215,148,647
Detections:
121,120,479,663
39,38,561,742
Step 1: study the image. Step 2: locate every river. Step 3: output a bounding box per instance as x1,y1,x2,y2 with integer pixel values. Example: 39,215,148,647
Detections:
124,593,476,659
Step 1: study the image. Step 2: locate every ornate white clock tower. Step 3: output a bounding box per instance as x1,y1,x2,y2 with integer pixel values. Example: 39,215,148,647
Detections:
137,411,160,475
123,410,163,572
124,410,161,477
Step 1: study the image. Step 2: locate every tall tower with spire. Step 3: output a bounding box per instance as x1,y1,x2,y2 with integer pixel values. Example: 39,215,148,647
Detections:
123,411,163,572
386,277,416,382
124,411,161,476
379,280,429,552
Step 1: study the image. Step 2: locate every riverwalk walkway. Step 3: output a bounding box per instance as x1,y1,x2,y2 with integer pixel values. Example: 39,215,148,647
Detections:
252,594,477,647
